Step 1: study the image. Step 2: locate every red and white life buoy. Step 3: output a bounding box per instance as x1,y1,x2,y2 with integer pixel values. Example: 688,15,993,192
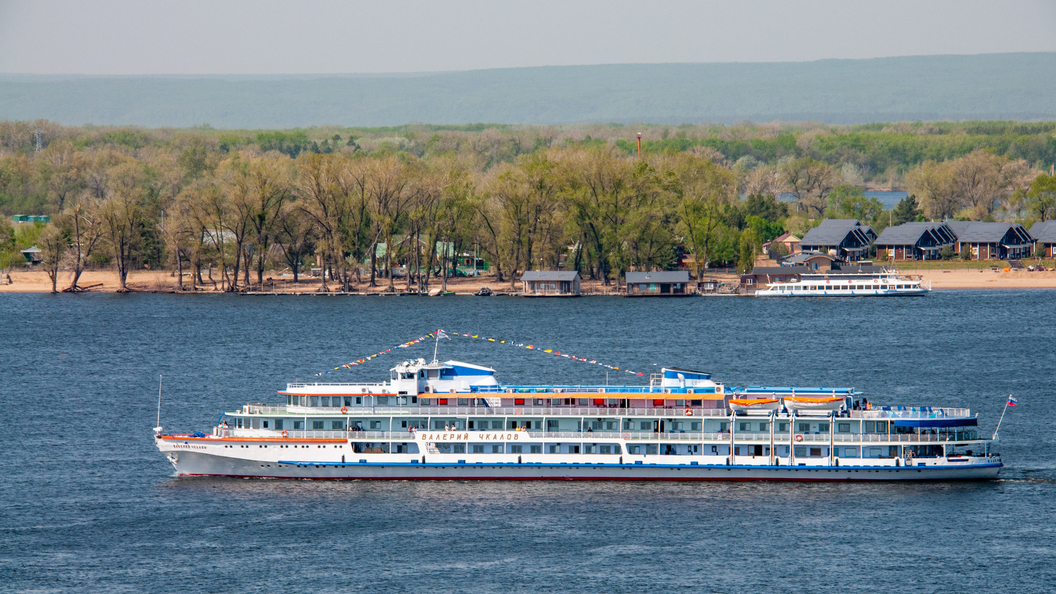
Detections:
684,408,693,417
281,430,289,438
794,434,803,442
621,433,630,440
340,406,348,414
515,408,523,415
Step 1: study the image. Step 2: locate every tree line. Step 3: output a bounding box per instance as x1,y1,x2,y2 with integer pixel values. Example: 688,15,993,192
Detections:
1,120,1054,292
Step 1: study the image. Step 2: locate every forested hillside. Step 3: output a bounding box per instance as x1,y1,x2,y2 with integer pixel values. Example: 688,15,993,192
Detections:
2,53,1055,128
2,118,1054,291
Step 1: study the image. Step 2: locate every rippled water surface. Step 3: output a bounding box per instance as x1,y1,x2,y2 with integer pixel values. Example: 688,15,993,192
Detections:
1,291,1054,593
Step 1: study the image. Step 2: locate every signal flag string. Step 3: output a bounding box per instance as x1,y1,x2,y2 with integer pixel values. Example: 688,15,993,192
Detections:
315,329,645,377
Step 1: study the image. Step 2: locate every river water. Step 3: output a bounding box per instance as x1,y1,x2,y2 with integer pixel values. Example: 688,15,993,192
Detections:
1,291,1054,593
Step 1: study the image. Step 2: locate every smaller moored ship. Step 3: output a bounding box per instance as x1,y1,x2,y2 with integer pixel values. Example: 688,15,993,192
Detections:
755,269,929,297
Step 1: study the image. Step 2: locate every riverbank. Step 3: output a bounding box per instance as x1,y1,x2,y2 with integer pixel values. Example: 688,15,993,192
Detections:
0,270,693,295
3,267,1056,293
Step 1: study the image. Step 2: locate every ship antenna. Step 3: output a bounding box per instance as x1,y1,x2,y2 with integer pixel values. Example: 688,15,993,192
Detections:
154,374,164,435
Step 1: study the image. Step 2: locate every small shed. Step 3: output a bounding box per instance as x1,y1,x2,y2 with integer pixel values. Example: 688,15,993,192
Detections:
520,271,581,296
625,271,691,296
780,251,836,271
21,246,43,265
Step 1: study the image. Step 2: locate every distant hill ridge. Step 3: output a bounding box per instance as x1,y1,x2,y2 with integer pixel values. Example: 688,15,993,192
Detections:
1,53,1054,128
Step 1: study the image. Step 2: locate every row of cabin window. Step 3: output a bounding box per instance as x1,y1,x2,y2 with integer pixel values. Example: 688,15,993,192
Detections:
285,395,713,407
780,285,911,291
238,418,897,434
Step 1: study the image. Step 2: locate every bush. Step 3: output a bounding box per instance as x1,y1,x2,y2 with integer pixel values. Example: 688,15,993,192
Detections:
940,245,956,260
960,246,973,261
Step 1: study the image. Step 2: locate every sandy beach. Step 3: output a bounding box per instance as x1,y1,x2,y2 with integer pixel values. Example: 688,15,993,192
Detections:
3,267,1056,294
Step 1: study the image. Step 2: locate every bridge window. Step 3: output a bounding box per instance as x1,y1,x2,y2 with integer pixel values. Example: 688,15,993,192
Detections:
274,420,283,430
293,421,303,429
312,421,324,430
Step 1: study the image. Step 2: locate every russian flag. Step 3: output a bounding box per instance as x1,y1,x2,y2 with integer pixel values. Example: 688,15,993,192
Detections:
1007,396,1017,406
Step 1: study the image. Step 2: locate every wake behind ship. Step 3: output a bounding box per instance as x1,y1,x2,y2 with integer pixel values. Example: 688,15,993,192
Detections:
155,353,1000,481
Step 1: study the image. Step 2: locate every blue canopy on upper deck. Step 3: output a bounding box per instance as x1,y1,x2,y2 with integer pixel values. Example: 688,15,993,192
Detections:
892,418,977,428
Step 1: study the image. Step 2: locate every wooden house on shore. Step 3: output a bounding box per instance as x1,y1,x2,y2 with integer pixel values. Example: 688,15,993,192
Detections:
945,222,1033,260
625,271,691,296
1029,221,1056,258
520,271,581,296
799,219,876,262
874,222,957,261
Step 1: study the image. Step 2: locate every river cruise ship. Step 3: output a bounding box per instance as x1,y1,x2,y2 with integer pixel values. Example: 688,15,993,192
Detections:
155,356,1000,481
755,270,929,297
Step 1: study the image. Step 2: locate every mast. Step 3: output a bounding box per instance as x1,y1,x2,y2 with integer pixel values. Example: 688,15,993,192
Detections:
154,374,163,434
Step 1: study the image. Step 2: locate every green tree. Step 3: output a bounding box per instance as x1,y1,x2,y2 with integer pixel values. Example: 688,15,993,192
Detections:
1022,174,1056,221
738,227,759,273
891,194,923,225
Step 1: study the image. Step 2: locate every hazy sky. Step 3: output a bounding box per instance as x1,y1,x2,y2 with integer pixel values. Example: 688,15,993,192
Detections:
1,0,1054,74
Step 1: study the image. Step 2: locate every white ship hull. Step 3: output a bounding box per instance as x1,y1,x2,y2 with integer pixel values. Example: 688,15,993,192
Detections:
158,436,1001,481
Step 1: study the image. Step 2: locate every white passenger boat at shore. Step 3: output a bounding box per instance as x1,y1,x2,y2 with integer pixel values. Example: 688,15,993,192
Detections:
755,269,930,297
155,345,1002,481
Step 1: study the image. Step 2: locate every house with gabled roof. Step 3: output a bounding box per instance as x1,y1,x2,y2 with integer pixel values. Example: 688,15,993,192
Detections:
625,270,691,296
946,222,1033,260
1029,220,1056,258
799,219,876,262
520,270,581,296
874,222,957,261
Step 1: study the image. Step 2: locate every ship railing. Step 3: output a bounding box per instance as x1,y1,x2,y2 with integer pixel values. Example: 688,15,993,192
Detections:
368,406,732,417
217,429,989,443
235,405,735,417
285,382,388,389
796,433,984,443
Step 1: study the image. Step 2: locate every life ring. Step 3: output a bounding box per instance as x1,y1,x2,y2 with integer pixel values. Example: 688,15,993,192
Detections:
621,433,630,440
684,408,693,417
515,408,523,415
794,434,803,442
281,430,289,438
340,406,348,414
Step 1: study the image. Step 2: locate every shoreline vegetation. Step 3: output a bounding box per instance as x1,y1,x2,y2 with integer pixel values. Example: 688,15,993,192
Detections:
2,119,1055,296
4,266,1056,294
